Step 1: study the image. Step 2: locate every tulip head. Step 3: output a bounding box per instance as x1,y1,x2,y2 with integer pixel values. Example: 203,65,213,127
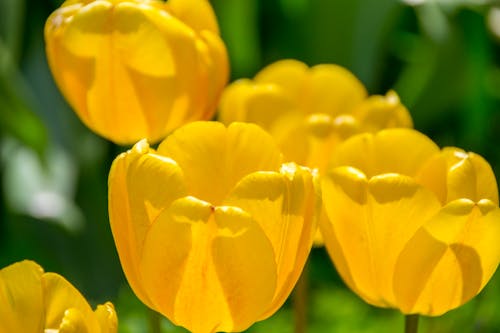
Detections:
45,0,229,144
320,128,500,316
108,121,316,332
218,59,412,173
0,260,117,333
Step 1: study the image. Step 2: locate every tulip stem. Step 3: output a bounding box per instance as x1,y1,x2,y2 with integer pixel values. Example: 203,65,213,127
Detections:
405,314,419,333
293,260,309,333
149,309,162,333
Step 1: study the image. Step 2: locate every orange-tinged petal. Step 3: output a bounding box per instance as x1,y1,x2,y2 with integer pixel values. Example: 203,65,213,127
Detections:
45,0,228,144
331,129,440,178
168,0,219,34
0,260,44,332
157,122,282,205
108,139,186,307
254,59,309,99
139,197,277,333
94,302,118,333
321,167,441,307
42,272,99,332
225,163,316,318
307,64,367,116
394,199,500,315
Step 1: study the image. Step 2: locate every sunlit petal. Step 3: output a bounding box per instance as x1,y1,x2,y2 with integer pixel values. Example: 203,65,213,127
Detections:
108,139,186,307
42,273,98,332
168,0,219,33
394,200,500,315
0,260,44,332
321,167,441,307
225,163,316,317
157,121,282,205
331,129,440,178
307,64,367,116
94,302,118,333
254,59,309,99
139,196,277,333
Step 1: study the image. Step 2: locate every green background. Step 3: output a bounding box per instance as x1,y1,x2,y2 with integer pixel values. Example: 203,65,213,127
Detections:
1,0,500,332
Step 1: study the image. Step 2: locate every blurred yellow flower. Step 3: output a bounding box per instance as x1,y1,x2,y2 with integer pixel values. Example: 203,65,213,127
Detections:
45,0,229,145
108,121,317,332
320,128,500,316
218,59,412,173
0,260,117,333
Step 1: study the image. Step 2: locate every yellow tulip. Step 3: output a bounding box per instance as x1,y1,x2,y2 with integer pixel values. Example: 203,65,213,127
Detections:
320,128,500,316
0,260,117,333
45,0,229,144
218,59,412,173
108,121,317,333
218,60,413,245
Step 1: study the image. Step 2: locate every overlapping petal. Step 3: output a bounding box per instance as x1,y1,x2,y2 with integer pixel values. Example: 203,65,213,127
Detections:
321,128,500,316
321,167,441,307
108,121,316,332
139,197,277,333
0,260,44,332
45,0,228,144
157,122,282,205
0,260,117,332
108,139,186,307
225,163,317,317
394,200,500,315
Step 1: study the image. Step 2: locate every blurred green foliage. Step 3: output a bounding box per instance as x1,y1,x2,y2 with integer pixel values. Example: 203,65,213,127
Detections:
1,0,500,332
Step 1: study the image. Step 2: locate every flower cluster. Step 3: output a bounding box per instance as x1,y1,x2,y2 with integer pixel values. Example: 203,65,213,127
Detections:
3,0,497,332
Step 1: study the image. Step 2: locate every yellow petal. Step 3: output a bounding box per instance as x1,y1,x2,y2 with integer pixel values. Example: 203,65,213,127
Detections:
444,148,499,204
218,79,255,124
197,30,230,119
0,260,44,332
94,302,118,333
354,90,413,132
225,163,316,318
254,59,309,99
321,167,441,307
168,0,220,34
108,140,186,308
45,1,227,144
157,121,282,205
139,197,277,333
393,199,500,315
42,272,98,331
57,308,90,333
307,64,367,116
417,148,499,205
331,129,440,179
269,114,309,166
218,80,297,131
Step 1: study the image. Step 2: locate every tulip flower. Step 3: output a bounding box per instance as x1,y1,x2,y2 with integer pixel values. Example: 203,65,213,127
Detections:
0,260,117,333
320,128,500,316
45,0,229,145
218,59,412,173
218,60,413,247
108,121,317,333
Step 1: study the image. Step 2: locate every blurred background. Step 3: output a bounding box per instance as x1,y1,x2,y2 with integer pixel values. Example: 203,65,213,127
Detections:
1,0,500,332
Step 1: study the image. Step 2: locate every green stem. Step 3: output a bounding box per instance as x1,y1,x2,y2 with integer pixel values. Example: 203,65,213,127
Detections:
293,260,309,333
149,309,161,333
405,314,419,333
